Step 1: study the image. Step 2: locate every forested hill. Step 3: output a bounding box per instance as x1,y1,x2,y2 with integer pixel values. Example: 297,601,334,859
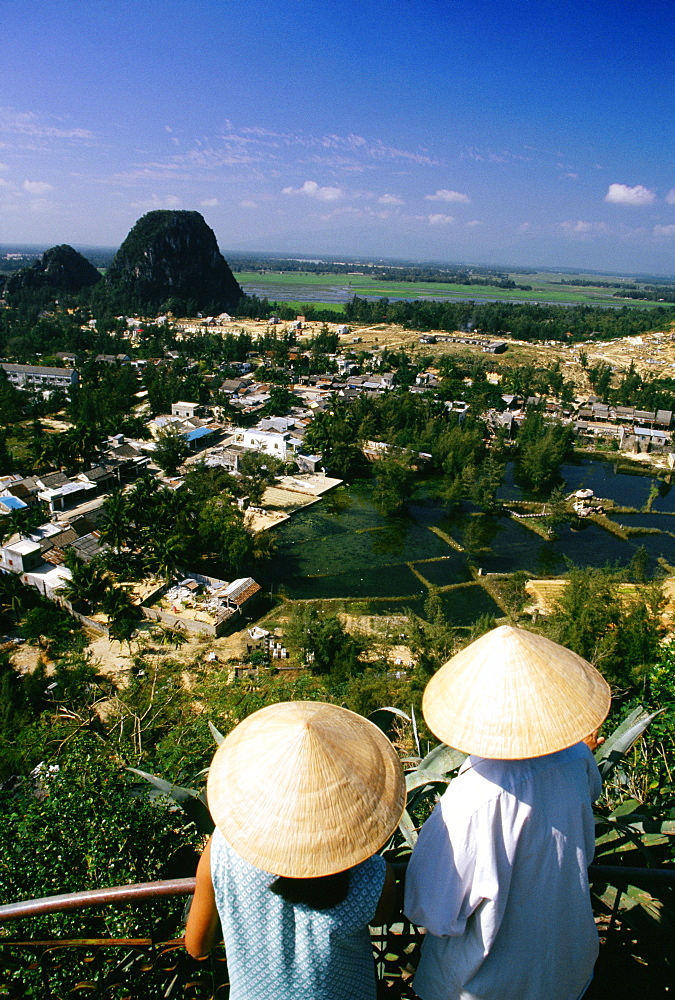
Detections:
105,211,242,315
1,211,242,317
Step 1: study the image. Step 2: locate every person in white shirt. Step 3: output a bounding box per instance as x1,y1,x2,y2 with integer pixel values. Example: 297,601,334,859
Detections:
404,625,611,1000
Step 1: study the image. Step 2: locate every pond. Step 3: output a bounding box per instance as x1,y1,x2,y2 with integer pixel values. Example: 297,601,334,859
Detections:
258,459,675,624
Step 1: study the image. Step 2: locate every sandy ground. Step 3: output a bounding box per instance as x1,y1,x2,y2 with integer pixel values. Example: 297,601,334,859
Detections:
526,577,675,630
7,620,256,686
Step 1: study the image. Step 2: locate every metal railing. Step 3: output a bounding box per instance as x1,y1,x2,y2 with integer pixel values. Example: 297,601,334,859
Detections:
0,863,673,999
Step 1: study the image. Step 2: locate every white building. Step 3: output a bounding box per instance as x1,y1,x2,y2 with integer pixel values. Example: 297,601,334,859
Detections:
1,363,78,391
230,427,302,460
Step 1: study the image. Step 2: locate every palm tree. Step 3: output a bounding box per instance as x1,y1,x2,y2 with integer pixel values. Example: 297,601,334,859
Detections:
102,586,143,652
251,529,277,564
61,553,111,611
0,573,31,626
101,586,138,621
152,622,188,650
143,531,187,582
99,490,132,553
67,423,101,470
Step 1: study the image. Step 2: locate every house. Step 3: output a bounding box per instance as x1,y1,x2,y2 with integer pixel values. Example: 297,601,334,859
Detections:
95,353,130,364
172,401,201,419
0,495,28,515
1,363,78,391
76,464,121,493
230,427,301,460
38,479,98,513
0,538,43,574
185,425,219,451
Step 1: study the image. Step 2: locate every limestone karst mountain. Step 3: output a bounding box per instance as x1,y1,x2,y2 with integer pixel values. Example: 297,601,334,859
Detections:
5,244,102,298
105,210,242,315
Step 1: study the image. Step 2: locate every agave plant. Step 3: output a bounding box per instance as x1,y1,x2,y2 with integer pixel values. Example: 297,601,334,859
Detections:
128,721,224,835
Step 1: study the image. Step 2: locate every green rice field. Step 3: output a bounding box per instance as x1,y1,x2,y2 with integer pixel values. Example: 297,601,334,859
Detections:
236,269,664,310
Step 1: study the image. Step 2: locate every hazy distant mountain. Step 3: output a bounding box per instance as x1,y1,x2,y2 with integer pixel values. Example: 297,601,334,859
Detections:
5,244,102,298
105,210,242,314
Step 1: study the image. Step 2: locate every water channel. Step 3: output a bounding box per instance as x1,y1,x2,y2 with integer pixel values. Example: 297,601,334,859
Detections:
258,458,675,626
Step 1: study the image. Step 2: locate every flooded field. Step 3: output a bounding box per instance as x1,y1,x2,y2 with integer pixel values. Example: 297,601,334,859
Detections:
259,459,675,624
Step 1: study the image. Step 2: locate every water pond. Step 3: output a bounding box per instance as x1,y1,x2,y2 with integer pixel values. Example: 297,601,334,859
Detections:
258,459,675,624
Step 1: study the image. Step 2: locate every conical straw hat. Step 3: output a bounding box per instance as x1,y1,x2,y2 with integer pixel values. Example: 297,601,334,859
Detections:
423,625,611,759
207,701,406,877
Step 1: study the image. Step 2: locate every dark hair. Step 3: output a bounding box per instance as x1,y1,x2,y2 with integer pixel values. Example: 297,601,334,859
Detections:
270,870,350,910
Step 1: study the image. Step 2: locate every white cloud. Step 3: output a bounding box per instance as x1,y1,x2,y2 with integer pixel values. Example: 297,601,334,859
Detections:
23,179,52,195
559,220,608,236
0,107,93,140
0,177,9,188
654,224,675,237
465,220,483,227
665,189,675,205
425,189,470,204
378,193,404,206
560,220,593,233
427,213,455,225
282,179,343,201
605,183,655,206
0,162,7,170
241,199,257,208
200,197,219,207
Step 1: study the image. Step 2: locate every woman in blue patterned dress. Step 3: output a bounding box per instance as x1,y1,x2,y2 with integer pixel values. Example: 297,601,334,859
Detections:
185,701,406,1000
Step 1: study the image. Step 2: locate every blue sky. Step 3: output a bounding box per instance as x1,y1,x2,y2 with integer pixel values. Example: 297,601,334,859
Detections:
2,0,675,274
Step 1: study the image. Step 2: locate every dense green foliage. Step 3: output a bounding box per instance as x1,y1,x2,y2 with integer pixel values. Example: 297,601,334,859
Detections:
516,413,575,493
0,739,200,939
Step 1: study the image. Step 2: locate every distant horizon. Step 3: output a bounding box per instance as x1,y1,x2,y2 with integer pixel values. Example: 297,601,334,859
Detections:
3,240,675,284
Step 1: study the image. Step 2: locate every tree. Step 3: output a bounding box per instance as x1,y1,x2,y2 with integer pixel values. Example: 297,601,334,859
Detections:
99,489,132,552
550,567,664,691
587,361,613,398
284,603,364,682
251,529,277,564
61,552,111,611
102,585,139,622
198,496,251,571
261,385,301,416
151,622,188,650
20,603,86,657
0,738,200,939
517,414,573,494
0,573,34,627
372,454,415,516
238,451,282,506
143,532,187,581
153,426,190,476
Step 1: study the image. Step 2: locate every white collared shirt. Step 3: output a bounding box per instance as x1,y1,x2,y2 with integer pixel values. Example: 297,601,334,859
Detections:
404,743,602,1000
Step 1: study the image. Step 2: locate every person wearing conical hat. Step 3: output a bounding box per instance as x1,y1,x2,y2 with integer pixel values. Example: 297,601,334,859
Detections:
185,700,406,1000
404,625,610,1000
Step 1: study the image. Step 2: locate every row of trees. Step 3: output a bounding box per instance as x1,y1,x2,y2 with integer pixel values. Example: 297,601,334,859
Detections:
344,295,675,342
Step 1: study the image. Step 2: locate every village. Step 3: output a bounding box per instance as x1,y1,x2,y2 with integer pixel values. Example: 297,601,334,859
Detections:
1,314,675,680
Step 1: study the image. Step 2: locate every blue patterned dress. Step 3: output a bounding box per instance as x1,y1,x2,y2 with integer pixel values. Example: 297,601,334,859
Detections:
210,828,385,1000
